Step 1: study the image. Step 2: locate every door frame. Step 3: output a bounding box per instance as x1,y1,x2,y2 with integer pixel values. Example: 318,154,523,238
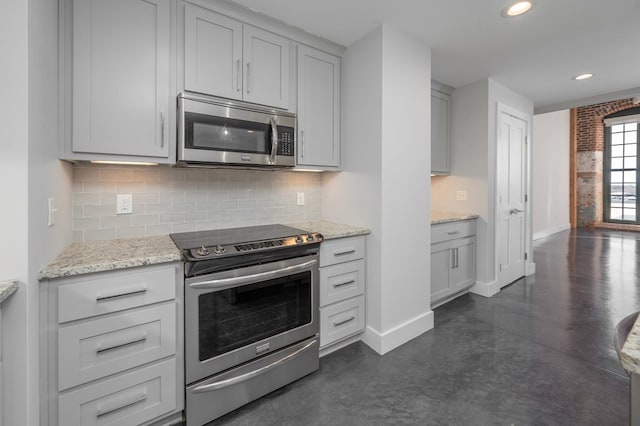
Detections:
494,102,535,288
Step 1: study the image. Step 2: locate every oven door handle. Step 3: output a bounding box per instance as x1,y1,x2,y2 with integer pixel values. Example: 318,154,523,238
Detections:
191,338,318,393
188,259,317,290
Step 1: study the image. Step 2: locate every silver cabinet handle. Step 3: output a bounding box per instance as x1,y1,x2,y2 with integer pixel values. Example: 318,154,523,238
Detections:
455,248,459,268
333,316,356,327
236,59,241,92
189,259,317,291
447,231,460,235
269,116,278,164
160,111,165,148
333,279,355,288
301,130,305,158
510,208,525,215
96,287,147,302
96,391,147,418
96,334,147,354
450,248,455,269
192,339,317,393
246,62,251,94
333,248,356,256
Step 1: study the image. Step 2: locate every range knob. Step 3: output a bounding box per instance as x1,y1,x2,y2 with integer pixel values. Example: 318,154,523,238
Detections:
306,234,315,242
196,245,209,256
295,235,303,244
213,244,226,254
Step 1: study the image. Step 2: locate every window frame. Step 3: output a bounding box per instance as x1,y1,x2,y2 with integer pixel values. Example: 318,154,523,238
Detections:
603,108,640,224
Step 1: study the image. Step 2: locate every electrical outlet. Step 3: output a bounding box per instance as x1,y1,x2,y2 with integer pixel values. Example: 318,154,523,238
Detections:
116,194,133,214
456,190,467,201
297,192,305,206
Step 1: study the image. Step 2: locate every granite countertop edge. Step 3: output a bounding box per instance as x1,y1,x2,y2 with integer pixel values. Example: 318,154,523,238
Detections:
620,315,640,374
39,222,371,280
431,211,480,225
0,279,19,305
39,235,182,281
287,220,371,240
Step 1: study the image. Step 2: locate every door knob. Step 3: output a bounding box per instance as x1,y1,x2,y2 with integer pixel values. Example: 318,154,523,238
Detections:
509,208,524,215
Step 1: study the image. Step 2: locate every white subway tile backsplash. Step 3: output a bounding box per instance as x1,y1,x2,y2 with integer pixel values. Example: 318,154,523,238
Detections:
72,164,322,241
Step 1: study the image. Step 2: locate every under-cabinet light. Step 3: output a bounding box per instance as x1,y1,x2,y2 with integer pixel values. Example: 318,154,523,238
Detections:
90,160,158,166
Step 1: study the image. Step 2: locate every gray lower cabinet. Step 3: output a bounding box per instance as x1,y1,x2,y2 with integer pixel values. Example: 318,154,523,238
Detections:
431,220,476,307
40,263,184,426
319,236,366,354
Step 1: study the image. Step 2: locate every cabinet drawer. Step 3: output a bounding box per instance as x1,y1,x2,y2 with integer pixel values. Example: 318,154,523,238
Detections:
319,236,365,267
59,358,177,426
58,265,176,323
58,303,176,391
320,295,365,348
320,259,365,307
431,220,476,244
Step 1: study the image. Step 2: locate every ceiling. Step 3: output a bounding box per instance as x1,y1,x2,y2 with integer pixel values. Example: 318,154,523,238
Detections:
227,0,640,113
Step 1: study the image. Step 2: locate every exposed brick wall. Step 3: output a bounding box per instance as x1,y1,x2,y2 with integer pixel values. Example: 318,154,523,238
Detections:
575,98,637,227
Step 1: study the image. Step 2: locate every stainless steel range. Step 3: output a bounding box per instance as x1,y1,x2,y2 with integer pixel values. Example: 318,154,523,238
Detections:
170,224,323,426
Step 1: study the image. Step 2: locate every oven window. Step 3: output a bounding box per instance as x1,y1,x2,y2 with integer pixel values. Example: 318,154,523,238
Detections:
198,271,312,361
186,112,270,154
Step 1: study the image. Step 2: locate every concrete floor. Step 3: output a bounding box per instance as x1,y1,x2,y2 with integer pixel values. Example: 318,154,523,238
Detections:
206,228,636,425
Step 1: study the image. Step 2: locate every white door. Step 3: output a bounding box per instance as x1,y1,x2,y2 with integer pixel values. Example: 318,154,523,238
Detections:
497,108,528,287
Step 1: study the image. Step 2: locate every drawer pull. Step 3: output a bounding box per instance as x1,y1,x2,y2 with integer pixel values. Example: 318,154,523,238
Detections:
96,287,148,302
333,279,356,288
96,391,147,418
447,231,460,235
333,248,356,256
333,316,356,327
96,334,148,354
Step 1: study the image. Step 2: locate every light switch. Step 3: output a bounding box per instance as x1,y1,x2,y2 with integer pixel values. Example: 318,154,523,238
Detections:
456,190,467,201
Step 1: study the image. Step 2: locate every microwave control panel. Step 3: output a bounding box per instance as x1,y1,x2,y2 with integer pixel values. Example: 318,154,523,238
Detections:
277,126,295,157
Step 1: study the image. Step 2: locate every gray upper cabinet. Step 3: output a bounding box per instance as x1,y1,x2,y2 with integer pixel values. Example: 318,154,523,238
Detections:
184,5,242,100
431,82,453,175
62,0,172,161
296,45,341,168
184,4,290,110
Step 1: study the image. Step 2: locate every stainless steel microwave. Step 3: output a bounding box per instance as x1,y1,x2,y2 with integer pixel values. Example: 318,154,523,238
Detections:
177,92,296,168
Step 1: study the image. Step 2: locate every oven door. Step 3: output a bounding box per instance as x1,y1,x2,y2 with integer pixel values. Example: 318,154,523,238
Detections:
185,254,319,384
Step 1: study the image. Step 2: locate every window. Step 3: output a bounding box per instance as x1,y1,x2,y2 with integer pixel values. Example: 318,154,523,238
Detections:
604,108,640,223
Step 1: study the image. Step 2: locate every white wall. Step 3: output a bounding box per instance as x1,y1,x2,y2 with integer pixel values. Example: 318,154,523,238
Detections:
322,24,432,355
1,1,72,425
0,2,30,425
532,110,571,239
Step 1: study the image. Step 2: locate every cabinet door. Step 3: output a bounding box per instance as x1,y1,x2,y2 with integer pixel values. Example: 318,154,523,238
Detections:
430,245,451,302
184,5,243,100
431,89,451,174
450,238,476,291
72,0,170,158
297,46,341,167
243,26,290,109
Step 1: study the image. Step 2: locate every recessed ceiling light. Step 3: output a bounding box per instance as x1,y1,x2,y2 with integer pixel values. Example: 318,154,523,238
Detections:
502,1,534,17
573,73,594,81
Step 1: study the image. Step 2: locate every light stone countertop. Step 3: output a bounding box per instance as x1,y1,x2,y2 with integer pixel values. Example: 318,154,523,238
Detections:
431,211,480,225
38,235,182,280
620,315,640,375
287,220,371,240
0,279,18,305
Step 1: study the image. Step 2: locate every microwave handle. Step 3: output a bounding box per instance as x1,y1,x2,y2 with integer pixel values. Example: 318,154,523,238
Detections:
269,116,278,164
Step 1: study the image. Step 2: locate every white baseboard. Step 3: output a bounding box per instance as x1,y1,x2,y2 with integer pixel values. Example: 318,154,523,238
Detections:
525,261,536,276
469,280,500,298
361,311,434,356
533,223,571,241
319,334,361,358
